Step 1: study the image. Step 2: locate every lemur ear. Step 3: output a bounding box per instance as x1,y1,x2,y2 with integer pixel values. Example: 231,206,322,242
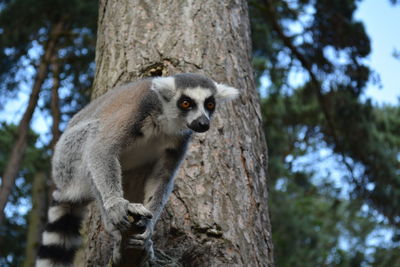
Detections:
151,77,176,101
214,83,240,102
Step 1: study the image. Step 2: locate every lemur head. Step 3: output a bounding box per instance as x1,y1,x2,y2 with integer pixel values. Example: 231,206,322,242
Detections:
151,73,239,133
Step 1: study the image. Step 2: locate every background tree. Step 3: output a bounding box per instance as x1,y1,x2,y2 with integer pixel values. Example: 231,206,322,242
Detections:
0,123,48,267
0,0,97,223
77,0,273,266
250,0,400,265
0,0,97,265
1,0,399,266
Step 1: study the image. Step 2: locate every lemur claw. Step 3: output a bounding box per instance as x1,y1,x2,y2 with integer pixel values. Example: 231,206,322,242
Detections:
127,203,153,219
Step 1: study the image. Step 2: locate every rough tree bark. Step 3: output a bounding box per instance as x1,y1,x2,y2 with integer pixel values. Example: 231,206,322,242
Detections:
0,20,64,223
79,0,273,266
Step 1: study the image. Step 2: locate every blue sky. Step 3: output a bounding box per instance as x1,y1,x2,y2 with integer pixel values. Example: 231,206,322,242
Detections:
0,0,399,256
356,0,400,104
1,0,399,137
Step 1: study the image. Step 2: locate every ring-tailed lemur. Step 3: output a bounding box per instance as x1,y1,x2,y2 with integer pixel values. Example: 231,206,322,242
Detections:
36,73,239,266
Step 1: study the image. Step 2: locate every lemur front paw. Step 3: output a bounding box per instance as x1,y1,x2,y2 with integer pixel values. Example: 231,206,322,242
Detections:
127,203,153,219
105,198,152,231
128,219,154,259
128,219,153,248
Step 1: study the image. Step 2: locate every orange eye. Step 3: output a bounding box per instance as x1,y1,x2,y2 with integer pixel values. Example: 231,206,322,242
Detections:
180,100,191,109
206,102,215,110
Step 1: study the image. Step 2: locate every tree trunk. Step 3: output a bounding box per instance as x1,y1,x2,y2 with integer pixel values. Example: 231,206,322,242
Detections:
23,172,48,267
80,0,274,266
23,56,62,267
0,20,64,223
50,56,62,149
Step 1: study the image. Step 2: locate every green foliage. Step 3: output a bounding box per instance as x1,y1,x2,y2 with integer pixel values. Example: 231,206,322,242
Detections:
261,82,400,266
0,123,49,266
0,219,27,267
250,0,400,265
0,1,97,265
271,178,378,266
0,0,97,62
329,94,400,224
370,245,400,266
0,0,97,115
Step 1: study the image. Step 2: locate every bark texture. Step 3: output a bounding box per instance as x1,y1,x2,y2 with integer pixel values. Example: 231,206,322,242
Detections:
0,20,64,223
81,0,273,266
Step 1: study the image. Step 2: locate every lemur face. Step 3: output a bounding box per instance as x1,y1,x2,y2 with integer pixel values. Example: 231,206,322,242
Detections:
151,73,239,133
176,87,216,133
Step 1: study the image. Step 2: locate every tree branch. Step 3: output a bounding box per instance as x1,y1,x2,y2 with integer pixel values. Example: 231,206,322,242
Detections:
50,55,62,149
262,0,358,183
0,18,66,224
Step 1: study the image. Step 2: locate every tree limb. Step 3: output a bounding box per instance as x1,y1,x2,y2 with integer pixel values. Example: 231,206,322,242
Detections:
262,0,358,183
0,18,65,224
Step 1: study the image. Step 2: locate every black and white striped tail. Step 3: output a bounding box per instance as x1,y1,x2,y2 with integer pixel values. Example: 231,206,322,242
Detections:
36,199,88,267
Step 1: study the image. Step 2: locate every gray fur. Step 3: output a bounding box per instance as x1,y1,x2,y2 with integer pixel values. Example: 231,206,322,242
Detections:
175,73,217,93
36,74,239,266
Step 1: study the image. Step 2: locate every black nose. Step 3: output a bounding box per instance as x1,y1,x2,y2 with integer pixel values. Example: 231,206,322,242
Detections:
189,115,210,133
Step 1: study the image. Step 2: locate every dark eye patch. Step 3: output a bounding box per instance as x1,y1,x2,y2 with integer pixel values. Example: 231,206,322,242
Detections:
204,96,216,112
177,95,196,111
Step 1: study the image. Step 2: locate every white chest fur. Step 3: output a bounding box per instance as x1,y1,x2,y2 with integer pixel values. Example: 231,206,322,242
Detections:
119,120,179,171
120,138,163,171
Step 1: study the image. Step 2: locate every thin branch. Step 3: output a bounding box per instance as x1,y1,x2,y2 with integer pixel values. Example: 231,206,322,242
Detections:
50,55,62,149
262,0,358,183
0,18,66,224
